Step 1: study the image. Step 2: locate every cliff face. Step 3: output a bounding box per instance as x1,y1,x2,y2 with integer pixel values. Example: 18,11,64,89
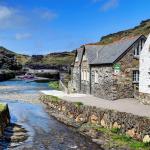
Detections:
0,47,23,70
92,19,150,45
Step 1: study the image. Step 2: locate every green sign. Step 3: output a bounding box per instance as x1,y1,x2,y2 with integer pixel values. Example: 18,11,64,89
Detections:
113,64,121,75
114,64,121,71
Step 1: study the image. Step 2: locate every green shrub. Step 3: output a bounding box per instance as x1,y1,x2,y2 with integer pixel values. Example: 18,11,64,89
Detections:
111,128,121,134
48,81,59,90
0,103,6,112
50,96,60,103
74,102,84,108
95,126,150,149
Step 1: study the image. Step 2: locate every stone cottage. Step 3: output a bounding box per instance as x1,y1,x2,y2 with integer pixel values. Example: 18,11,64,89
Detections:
72,35,146,100
139,34,150,104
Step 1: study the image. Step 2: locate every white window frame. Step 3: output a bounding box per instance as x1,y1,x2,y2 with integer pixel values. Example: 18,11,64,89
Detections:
95,71,98,83
87,71,89,82
134,43,140,57
81,69,83,81
133,70,139,83
134,40,144,57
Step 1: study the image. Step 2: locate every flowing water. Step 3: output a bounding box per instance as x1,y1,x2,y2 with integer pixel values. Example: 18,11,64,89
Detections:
0,80,101,150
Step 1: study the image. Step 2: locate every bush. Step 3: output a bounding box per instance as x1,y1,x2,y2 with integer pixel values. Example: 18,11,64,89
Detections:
74,102,84,108
48,81,59,90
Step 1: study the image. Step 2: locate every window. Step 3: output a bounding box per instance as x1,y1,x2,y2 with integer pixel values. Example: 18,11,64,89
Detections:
134,40,145,57
95,71,98,83
134,43,140,57
81,70,84,80
87,71,89,82
133,70,139,83
84,70,86,81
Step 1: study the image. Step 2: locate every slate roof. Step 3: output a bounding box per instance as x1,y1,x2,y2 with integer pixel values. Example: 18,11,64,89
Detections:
76,47,84,66
84,35,146,65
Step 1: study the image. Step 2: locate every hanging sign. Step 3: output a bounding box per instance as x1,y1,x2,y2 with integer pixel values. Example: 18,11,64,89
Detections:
114,64,121,75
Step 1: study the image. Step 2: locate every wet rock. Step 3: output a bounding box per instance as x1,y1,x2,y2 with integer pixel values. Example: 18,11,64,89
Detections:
126,128,136,138
90,115,99,124
1,123,28,144
143,135,150,143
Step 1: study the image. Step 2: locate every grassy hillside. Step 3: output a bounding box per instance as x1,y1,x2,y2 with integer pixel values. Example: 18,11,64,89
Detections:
0,46,31,65
16,54,31,65
28,52,75,66
92,19,150,45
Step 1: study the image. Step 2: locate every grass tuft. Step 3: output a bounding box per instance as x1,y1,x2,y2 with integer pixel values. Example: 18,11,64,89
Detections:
73,102,84,108
48,81,59,90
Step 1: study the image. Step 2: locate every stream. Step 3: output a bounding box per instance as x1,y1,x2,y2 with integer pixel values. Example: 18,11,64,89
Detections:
0,80,101,150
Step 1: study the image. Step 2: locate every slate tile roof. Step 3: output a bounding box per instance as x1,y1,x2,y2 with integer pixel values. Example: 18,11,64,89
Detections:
84,35,146,65
76,47,84,66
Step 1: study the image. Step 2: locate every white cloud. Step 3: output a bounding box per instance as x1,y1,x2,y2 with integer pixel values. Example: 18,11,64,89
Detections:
101,0,119,11
41,10,57,20
15,33,32,40
0,5,28,29
0,6,13,20
34,9,57,21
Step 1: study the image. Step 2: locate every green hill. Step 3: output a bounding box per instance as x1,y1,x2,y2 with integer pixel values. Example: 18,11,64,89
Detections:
93,19,150,45
27,52,75,66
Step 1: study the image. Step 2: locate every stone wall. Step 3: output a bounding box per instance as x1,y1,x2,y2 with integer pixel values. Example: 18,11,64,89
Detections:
113,43,141,99
91,66,114,100
0,104,10,136
139,92,150,105
41,96,150,144
72,66,81,92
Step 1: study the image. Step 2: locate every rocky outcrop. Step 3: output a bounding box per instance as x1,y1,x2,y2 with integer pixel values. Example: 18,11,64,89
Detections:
0,71,15,81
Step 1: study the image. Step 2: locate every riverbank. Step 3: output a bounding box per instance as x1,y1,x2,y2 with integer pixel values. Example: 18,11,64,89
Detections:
0,85,41,103
40,95,150,150
0,80,101,149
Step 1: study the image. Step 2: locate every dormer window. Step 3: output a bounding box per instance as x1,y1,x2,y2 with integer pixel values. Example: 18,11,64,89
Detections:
134,43,140,57
134,39,145,57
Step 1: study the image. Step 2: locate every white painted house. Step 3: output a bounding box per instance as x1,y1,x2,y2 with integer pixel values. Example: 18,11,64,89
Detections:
139,34,150,104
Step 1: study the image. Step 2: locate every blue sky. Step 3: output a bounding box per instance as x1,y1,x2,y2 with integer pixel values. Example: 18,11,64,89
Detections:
0,0,150,55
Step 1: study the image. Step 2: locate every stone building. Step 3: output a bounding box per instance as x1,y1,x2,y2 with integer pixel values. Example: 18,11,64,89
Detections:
72,35,146,100
139,34,150,104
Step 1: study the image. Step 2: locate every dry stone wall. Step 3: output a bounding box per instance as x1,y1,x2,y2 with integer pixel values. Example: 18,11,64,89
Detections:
41,97,150,142
0,104,10,136
139,92,150,105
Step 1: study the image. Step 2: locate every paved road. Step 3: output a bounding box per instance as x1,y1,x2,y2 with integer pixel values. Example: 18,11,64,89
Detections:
41,90,150,118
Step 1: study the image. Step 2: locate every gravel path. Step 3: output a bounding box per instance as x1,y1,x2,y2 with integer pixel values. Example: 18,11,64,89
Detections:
41,90,150,118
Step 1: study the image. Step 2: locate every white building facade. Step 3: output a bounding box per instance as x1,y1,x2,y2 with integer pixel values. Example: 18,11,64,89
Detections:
139,34,150,104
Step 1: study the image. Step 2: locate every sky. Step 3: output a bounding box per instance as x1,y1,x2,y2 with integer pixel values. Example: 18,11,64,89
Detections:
0,0,150,55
